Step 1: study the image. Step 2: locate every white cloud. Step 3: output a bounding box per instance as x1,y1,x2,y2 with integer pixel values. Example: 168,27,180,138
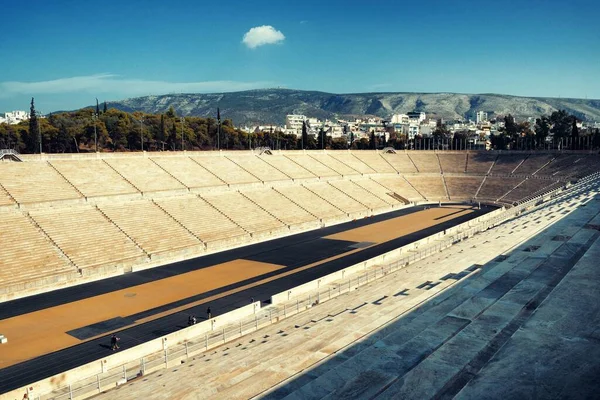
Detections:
0,74,274,99
242,25,285,49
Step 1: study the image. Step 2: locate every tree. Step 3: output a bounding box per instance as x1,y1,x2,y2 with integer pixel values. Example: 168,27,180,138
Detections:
490,132,509,150
549,110,571,138
432,119,449,137
317,128,326,149
593,128,600,149
571,116,580,150
534,116,550,147
316,128,331,149
502,114,518,137
453,131,468,150
103,101,107,114
571,116,579,138
301,120,308,150
369,131,377,149
95,98,100,116
354,137,369,150
28,98,40,153
166,106,176,119
158,114,166,143
108,115,129,150
167,121,178,150
0,123,24,151
330,137,347,149
433,119,450,149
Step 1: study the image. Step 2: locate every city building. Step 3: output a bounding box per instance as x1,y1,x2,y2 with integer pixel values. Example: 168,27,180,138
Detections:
0,110,30,125
390,113,409,124
408,124,420,139
285,114,306,136
407,111,426,123
476,111,488,124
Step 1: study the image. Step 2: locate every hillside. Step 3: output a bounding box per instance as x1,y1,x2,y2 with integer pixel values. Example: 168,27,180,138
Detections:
103,89,600,126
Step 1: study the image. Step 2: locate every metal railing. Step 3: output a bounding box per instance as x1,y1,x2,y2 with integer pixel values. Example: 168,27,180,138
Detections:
34,173,600,400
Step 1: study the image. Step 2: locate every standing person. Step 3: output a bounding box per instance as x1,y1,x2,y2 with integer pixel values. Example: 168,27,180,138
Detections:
111,334,120,351
206,307,212,319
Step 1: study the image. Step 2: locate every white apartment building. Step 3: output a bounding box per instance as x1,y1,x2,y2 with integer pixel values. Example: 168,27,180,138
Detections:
407,111,426,123
408,124,420,139
476,111,488,124
391,113,410,124
0,110,30,125
285,114,306,136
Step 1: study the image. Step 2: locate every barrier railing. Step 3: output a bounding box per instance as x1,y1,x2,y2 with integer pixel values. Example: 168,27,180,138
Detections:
20,173,600,400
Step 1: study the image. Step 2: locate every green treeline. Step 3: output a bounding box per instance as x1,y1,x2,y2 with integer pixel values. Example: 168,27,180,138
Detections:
0,106,304,153
488,110,600,150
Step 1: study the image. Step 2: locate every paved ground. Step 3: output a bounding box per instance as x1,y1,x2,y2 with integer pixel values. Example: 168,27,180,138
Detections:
0,204,489,394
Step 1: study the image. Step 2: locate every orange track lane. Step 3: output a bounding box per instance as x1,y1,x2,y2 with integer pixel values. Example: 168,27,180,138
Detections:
0,260,282,368
326,206,474,243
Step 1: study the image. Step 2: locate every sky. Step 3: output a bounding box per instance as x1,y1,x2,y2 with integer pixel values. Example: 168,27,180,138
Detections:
0,0,598,113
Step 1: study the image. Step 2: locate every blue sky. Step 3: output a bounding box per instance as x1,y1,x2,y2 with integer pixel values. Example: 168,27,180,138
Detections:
0,0,598,113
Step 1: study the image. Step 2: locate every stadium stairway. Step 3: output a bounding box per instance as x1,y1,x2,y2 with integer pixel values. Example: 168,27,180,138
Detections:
473,175,486,198
90,180,600,400
441,174,450,199
400,176,426,199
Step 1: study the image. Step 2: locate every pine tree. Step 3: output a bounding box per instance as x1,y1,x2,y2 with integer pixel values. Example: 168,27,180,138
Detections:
167,121,177,150
103,101,107,114
571,116,579,150
369,131,377,149
95,98,100,116
301,121,308,150
29,97,40,153
318,128,325,149
159,114,166,142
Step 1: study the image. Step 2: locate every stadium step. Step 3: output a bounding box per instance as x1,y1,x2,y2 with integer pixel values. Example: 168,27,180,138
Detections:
375,231,600,399
274,205,600,400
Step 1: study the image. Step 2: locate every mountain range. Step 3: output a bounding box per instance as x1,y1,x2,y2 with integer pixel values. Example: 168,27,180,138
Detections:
102,89,600,126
